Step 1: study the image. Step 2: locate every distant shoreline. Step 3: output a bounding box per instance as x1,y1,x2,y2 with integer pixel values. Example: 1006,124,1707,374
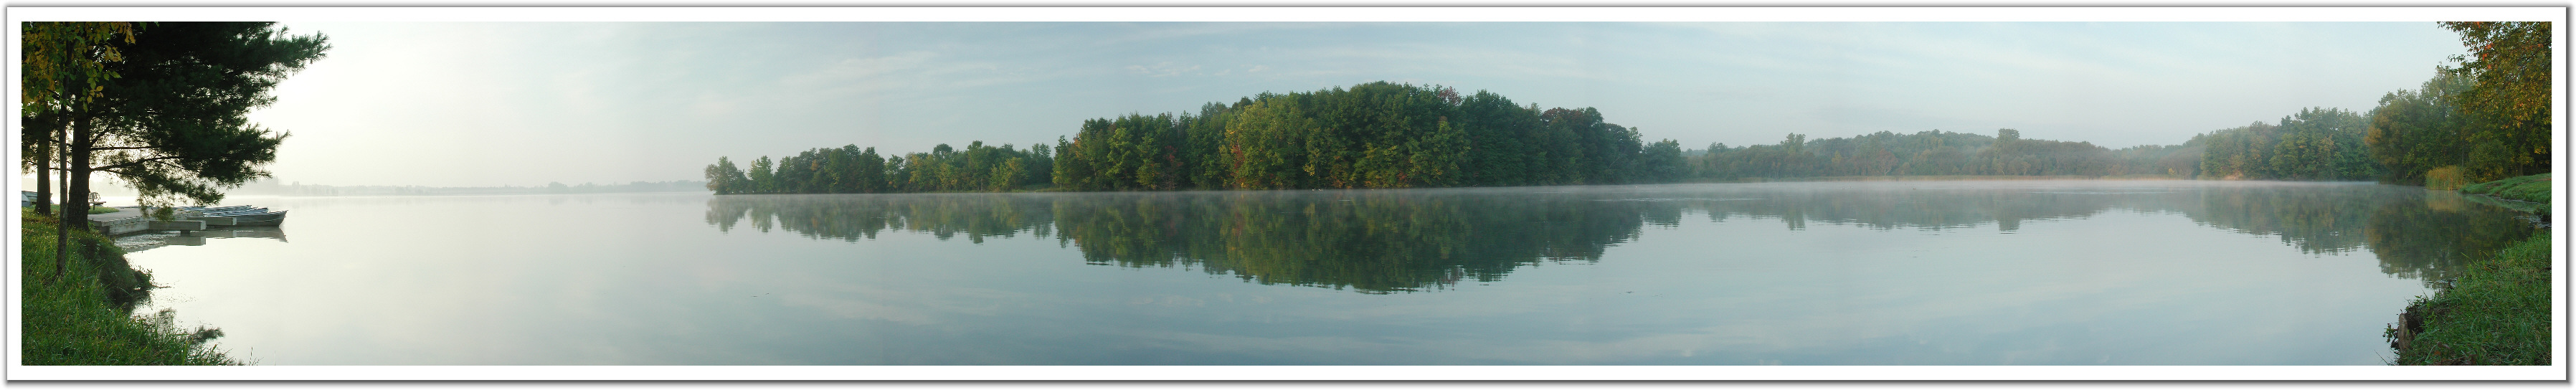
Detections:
1687,174,2197,183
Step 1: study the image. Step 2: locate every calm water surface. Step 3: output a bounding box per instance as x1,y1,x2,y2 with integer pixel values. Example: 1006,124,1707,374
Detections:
120,181,2535,365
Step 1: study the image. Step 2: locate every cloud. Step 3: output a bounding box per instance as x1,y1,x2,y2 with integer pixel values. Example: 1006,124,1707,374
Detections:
1125,62,1204,77
779,51,941,90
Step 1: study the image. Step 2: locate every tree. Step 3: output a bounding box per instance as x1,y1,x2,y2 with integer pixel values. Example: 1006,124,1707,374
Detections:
1638,139,1686,182
704,156,748,194
715,82,1676,194
32,22,321,280
747,156,776,194
62,22,324,216
2439,22,2552,181
2367,72,2472,185
22,22,141,215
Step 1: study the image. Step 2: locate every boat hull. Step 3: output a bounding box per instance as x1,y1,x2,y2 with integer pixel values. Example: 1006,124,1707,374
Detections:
228,210,286,227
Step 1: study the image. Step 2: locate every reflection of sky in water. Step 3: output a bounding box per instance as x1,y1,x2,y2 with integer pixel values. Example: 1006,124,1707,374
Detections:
120,181,2514,365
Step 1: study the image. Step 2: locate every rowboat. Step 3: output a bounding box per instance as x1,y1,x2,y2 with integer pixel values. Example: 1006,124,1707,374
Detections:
223,210,288,227
202,207,270,216
184,205,260,213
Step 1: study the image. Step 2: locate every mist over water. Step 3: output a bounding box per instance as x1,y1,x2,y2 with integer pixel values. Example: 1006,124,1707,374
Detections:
122,181,2527,364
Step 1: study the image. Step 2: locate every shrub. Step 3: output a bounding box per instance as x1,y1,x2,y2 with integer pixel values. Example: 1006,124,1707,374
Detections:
2423,166,2471,190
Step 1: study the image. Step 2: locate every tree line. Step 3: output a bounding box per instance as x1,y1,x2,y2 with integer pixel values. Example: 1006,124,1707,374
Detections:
708,22,2547,193
2190,108,2382,181
2365,22,2552,188
704,141,1054,194
1685,22,2545,184
705,82,1688,194
1685,128,2204,180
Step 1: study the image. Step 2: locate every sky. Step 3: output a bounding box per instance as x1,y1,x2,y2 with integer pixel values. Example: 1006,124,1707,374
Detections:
221,20,2468,188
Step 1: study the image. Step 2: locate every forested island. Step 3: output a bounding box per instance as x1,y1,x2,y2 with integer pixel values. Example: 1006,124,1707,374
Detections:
704,82,1687,194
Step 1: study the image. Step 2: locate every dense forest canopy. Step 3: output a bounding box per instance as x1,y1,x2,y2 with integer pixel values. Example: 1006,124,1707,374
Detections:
705,22,2548,194
707,82,1687,194
2193,108,2382,181
2365,22,2554,188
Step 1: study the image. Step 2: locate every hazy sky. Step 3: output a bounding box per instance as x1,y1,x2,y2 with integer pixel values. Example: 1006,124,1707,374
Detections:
233,21,2466,187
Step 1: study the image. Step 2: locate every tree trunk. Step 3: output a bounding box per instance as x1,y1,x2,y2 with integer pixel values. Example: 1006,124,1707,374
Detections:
29,112,55,213
33,147,52,212
67,110,93,230
55,111,88,280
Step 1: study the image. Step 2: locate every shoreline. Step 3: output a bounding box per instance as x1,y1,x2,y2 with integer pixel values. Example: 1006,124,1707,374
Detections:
2386,173,2553,365
18,210,240,365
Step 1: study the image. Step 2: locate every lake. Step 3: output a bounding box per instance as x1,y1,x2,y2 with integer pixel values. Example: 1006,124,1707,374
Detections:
117,180,2536,365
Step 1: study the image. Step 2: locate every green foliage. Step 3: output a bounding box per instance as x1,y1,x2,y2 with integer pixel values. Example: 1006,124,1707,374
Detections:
711,141,1051,194
80,22,328,206
2460,173,2550,204
2392,232,2551,365
30,205,124,214
21,22,141,114
704,156,748,194
1051,82,1674,190
2367,72,2473,185
1057,113,1184,191
2369,22,2552,186
2194,108,2381,181
21,210,238,365
2441,22,2552,181
21,22,145,214
712,82,1690,194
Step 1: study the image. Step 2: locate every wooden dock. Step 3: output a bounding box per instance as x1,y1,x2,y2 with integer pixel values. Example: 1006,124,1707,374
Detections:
86,207,195,235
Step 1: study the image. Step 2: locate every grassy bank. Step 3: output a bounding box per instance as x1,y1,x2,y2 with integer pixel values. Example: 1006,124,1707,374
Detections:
20,210,238,365
2390,232,2552,365
2461,173,2552,213
33,204,122,214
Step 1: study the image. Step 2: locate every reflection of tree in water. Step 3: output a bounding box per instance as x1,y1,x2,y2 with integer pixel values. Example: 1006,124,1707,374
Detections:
2161,184,2534,283
704,182,2532,292
707,194,1055,243
2172,184,2385,254
2360,191,2534,282
710,191,1653,292
1048,191,1660,292
1665,186,2130,232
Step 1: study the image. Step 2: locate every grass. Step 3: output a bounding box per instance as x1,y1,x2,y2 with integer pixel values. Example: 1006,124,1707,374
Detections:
29,205,125,214
2390,232,2552,365
20,210,240,366
2461,173,2552,204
